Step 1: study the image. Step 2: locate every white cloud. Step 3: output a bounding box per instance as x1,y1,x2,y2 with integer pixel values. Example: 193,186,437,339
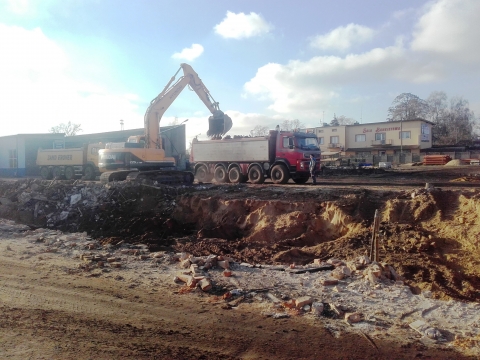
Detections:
411,0,480,63
172,44,204,62
310,23,375,52
243,44,436,114
6,0,30,14
214,11,272,39
0,24,142,136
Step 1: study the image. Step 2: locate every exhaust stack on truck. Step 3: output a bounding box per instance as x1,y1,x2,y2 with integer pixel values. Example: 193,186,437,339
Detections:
191,130,321,184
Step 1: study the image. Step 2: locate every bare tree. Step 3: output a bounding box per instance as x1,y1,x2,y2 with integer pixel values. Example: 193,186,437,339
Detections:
336,115,355,125
50,121,82,136
291,119,305,130
250,125,269,137
280,119,292,131
426,91,477,145
280,119,305,131
387,93,429,121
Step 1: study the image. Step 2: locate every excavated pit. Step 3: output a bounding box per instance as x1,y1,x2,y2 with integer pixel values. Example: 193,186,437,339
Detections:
0,178,479,302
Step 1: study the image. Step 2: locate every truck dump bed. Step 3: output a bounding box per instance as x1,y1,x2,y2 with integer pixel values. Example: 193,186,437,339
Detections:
36,148,85,166
192,137,270,162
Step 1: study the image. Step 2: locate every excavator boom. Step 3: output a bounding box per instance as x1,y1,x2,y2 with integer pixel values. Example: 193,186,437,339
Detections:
144,63,232,149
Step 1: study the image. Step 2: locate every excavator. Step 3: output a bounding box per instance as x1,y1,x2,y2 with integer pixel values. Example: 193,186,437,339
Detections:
98,63,232,184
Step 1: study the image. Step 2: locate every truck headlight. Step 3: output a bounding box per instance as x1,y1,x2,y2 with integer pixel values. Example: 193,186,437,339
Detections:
300,162,305,169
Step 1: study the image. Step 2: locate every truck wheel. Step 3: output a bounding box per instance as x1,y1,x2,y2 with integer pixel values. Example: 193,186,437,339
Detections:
293,177,309,184
64,166,75,180
214,166,229,183
84,165,95,180
195,165,210,183
248,165,265,184
271,164,289,184
52,166,63,179
228,167,242,183
40,167,52,180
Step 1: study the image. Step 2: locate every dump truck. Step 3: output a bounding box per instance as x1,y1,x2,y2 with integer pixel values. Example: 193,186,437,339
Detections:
190,130,321,184
36,143,104,180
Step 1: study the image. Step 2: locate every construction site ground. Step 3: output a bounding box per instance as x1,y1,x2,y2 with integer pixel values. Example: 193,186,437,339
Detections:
0,164,479,359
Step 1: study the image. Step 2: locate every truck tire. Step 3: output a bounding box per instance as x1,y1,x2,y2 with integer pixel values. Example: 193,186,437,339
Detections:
84,165,95,180
64,166,75,180
52,166,63,179
293,177,309,184
40,167,52,180
228,167,242,183
271,164,289,184
214,166,229,183
195,165,211,183
248,165,265,184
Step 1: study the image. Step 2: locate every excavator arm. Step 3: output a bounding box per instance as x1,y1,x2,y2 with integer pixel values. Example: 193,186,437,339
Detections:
144,63,232,149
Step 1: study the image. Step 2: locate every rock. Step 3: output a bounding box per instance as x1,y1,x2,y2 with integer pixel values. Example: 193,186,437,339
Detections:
217,260,230,269
70,194,82,205
180,259,191,269
223,270,232,277
176,273,196,288
313,259,322,265
303,305,311,312
409,320,428,334
110,262,122,268
295,296,313,309
59,211,69,221
311,302,324,315
320,278,338,286
425,327,442,340
240,262,254,268
327,258,345,267
198,278,212,292
190,263,199,273
331,269,345,280
345,312,362,323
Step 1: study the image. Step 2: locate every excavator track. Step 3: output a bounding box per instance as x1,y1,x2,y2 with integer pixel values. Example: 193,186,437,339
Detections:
100,170,194,185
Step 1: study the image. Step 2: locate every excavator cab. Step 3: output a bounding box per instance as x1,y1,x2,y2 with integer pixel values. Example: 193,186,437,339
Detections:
207,110,232,138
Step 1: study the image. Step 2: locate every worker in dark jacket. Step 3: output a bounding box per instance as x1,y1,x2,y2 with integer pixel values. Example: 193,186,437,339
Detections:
309,154,317,185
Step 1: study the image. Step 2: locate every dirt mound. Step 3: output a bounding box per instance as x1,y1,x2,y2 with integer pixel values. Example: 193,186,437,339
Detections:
1,178,479,302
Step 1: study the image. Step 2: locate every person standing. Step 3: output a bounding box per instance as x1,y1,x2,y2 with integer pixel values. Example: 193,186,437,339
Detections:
309,154,317,185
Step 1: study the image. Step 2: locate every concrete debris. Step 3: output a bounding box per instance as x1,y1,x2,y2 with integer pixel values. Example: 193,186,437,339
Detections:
345,312,362,324
295,296,313,309
1,216,478,356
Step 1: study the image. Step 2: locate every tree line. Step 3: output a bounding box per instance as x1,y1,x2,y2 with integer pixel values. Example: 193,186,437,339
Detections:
387,92,477,146
250,92,477,146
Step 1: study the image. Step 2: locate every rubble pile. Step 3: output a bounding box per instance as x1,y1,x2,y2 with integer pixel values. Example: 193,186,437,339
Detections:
1,218,480,356
0,178,197,243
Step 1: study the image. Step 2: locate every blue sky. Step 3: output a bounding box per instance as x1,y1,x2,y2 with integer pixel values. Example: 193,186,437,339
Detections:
1,0,479,144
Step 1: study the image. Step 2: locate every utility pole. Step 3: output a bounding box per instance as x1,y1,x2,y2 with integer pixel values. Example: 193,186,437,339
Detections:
120,119,124,130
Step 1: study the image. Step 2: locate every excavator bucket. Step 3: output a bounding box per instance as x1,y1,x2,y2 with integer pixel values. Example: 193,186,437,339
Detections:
207,111,232,138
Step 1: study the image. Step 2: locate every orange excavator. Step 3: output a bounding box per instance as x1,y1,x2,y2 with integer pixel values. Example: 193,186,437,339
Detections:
98,63,232,184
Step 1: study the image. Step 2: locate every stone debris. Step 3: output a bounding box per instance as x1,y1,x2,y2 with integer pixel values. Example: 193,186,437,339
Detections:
295,296,313,309
0,218,478,357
